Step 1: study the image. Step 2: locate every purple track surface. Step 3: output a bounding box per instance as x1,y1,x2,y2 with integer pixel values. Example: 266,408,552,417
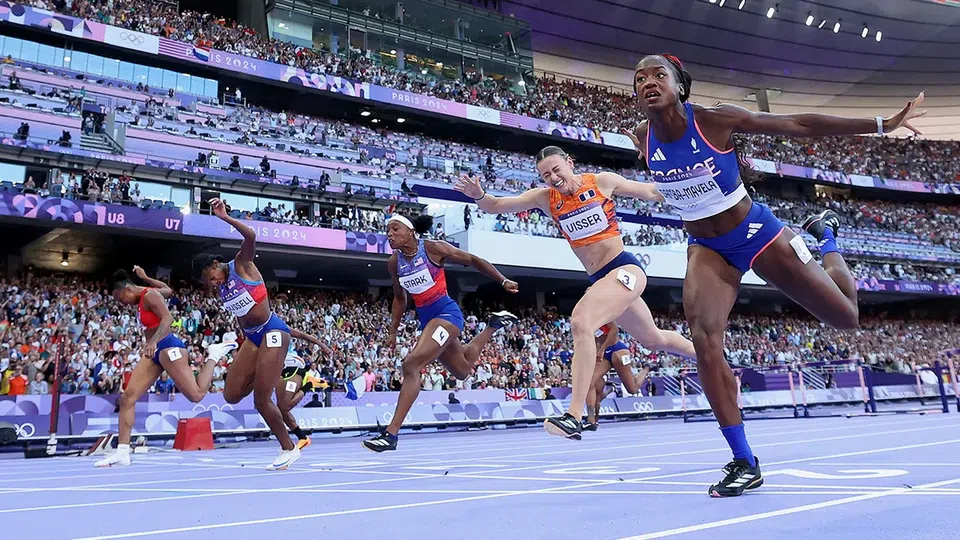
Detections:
5,413,959,540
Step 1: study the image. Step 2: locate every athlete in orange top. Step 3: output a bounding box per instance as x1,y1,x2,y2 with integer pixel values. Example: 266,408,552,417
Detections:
455,146,695,440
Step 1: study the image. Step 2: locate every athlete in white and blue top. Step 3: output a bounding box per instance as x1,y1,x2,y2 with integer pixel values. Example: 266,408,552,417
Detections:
363,213,519,453
627,53,927,497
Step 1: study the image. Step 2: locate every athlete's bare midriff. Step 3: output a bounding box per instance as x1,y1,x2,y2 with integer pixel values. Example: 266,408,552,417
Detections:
683,195,753,239
571,236,629,275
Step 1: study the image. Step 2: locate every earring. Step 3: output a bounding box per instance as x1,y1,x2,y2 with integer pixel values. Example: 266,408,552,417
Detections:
678,85,685,94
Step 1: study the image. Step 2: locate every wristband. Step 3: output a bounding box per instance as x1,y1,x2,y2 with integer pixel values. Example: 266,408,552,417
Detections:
501,278,508,286
875,116,884,135
472,191,487,201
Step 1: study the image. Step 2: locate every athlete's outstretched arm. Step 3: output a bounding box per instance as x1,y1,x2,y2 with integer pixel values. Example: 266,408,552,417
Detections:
454,174,549,214
427,241,519,294
210,197,257,263
713,93,927,137
386,255,407,348
290,328,322,348
596,172,664,202
132,265,173,298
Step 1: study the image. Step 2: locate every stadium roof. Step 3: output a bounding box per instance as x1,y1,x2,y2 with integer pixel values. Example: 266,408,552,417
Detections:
503,0,960,139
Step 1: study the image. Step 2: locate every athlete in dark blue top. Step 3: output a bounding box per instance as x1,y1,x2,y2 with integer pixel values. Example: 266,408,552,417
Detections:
626,54,926,498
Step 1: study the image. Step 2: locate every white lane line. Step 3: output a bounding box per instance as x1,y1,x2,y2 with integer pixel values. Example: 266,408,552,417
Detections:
67,478,620,540
64,434,960,539
615,476,960,540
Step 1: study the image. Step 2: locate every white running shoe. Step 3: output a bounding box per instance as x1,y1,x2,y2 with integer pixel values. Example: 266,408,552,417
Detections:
206,340,238,362
94,449,131,468
266,448,301,471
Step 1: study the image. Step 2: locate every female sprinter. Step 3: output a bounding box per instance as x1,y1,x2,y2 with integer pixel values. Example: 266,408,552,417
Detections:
96,266,236,467
277,329,332,451
582,321,651,431
362,214,518,452
455,148,696,441
626,53,926,496
198,197,300,471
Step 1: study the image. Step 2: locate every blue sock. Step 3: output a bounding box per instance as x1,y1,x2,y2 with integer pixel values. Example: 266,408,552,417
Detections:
818,227,840,257
720,424,755,467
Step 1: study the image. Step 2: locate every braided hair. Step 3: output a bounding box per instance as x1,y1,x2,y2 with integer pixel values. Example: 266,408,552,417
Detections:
641,54,761,183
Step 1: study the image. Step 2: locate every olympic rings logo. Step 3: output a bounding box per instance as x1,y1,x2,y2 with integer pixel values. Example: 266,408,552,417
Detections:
14,422,36,438
632,401,655,413
119,32,146,46
636,253,652,271
191,403,235,413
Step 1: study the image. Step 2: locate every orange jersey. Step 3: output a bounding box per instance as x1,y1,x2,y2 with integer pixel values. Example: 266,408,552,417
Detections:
549,173,620,248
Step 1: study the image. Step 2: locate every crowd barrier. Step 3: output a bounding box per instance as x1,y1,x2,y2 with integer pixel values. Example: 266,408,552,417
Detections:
1,384,953,443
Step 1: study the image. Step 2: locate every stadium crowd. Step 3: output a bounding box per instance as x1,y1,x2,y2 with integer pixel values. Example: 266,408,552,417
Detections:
24,0,960,186
1,270,957,397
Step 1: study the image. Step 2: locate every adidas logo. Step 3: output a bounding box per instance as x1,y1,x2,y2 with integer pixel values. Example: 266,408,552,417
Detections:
746,222,763,239
649,148,667,162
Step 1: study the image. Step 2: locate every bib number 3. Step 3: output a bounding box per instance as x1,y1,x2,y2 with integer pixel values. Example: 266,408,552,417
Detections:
616,269,637,291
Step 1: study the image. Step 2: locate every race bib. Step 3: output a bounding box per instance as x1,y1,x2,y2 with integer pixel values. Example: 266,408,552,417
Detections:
654,167,724,216
399,267,436,295
222,291,256,317
557,203,608,241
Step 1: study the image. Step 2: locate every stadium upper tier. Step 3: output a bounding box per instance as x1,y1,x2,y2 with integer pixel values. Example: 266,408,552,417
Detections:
1,58,959,280
1,0,960,183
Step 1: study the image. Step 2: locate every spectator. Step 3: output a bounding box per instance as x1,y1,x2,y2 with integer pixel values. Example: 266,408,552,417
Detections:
29,372,49,395
154,372,175,396
7,365,28,396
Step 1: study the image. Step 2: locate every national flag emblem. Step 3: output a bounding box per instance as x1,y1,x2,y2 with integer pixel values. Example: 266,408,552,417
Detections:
345,373,367,400
505,389,527,401
193,46,211,62
578,189,596,203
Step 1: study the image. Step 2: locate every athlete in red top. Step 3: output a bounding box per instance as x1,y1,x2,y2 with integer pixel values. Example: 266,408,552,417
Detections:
456,146,695,440
96,266,236,468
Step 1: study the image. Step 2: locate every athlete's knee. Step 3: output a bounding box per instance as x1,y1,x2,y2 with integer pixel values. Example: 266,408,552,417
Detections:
688,322,724,362
180,387,207,403
569,313,598,341
830,304,859,330
223,389,242,404
401,357,426,379
117,392,137,410
641,330,668,351
253,391,274,411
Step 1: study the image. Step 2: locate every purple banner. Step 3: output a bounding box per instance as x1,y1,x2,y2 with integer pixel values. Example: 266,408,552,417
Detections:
359,144,398,161
368,86,467,117
755,157,960,195
181,214,391,254
856,277,960,296
0,192,183,233
0,414,54,438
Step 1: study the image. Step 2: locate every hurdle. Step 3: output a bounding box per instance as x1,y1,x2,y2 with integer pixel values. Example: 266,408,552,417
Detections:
846,361,949,417
944,350,960,413
681,367,801,423
794,364,854,419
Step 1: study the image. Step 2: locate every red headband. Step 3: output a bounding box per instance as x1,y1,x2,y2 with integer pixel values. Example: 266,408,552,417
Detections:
663,54,683,68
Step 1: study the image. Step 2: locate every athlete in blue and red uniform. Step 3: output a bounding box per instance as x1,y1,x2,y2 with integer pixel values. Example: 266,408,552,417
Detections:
198,198,300,470
582,321,652,431
626,53,925,496
96,266,236,467
363,214,518,452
